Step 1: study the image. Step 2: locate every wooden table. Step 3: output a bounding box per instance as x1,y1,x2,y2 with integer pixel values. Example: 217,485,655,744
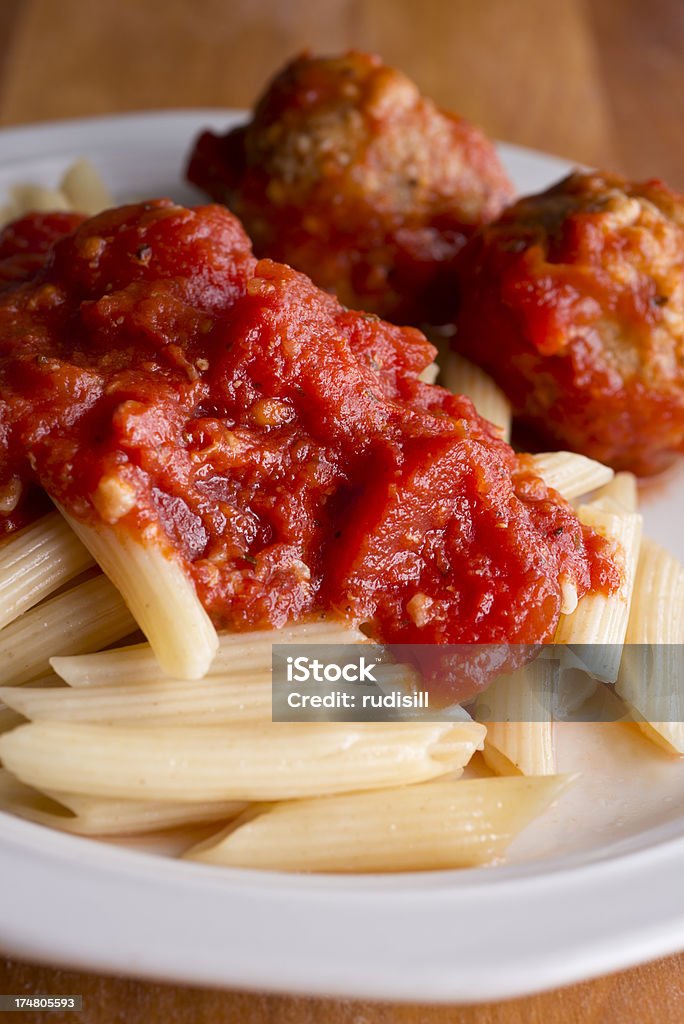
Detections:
0,1,683,1020
1,953,684,1023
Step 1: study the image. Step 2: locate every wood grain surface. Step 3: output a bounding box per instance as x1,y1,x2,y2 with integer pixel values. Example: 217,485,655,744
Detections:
0,0,683,185
0,1,683,1021
1,953,684,1024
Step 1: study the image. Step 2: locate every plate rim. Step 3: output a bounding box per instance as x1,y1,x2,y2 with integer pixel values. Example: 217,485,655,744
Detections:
3,807,684,1003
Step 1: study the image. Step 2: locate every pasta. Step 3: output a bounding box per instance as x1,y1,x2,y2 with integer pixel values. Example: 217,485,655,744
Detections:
9,184,71,214
185,775,573,872
50,619,369,687
56,509,218,681
617,538,684,753
0,663,415,726
593,471,638,514
440,350,512,440
474,658,557,776
0,574,136,687
550,667,598,721
60,159,113,216
529,452,614,501
0,158,112,227
0,675,276,726
0,770,246,837
418,362,440,384
554,489,642,682
0,512,94,631
0,719,485,802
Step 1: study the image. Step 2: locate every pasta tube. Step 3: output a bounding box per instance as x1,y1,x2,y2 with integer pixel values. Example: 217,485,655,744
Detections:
0,769,244,836
60,159,113,216
529,452,614,501
51,619,368,687
1,159,112,221
0,663,415,727
186,775,573,872
474,658,557,775
554,498,642,682
0,512,94,630
0,575,136,686
617,538,684,754
57,508,218,680
0,719,485,803
591,472,638,514
0,677,274,726
9,184,70,213
440,351,512,440
418,362,440,384
550,667,598,720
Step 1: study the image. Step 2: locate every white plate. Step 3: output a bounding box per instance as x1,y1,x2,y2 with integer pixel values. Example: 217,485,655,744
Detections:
1,111,684,1004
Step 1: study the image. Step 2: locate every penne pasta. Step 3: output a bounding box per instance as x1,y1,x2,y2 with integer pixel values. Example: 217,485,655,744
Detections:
0,512,94,630
440,351,512,440
1,160,112,223
0,719,485,803
56,508,218,680
9,184,71,214
418,361,440,384
0,662,416,727
554,498,642,682
474,657,557,775
591,472,638,514
60,159,113,216
0,676,274,726
550,667,598,720
0,768,244,836
617,538,684,754
185,775,573,872
0,575,136,687
51,619,369,687
529,452,614,501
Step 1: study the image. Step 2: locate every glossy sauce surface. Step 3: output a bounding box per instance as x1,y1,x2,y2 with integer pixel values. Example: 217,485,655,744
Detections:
0,202,618,662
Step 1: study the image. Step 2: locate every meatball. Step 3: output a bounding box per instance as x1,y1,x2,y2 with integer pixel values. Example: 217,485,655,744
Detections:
186,51,514,325
453,171,684,475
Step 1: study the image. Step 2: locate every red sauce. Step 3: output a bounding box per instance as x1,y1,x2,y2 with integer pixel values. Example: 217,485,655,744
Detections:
0,201,619,663
0,212,85,291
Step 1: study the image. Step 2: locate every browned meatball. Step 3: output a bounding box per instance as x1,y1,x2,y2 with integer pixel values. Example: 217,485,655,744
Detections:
187,51,514,325
453,171,684,475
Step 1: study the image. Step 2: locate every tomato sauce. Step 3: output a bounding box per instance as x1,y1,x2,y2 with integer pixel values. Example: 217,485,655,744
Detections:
0,212,85,292
0,201,619,657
